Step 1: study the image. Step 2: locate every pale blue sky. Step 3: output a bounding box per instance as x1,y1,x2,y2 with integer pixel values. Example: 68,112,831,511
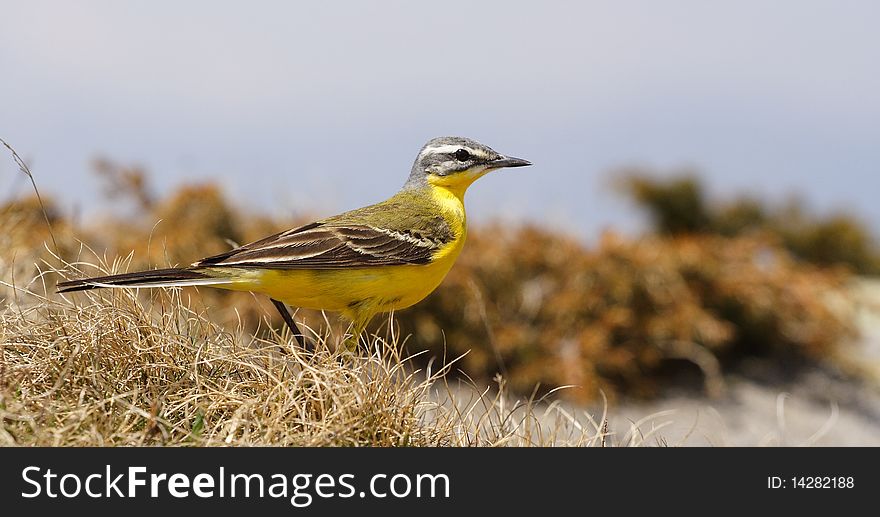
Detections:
2,1,878,239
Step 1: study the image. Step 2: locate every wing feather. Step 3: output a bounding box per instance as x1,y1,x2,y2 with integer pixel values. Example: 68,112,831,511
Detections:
194,221,452,270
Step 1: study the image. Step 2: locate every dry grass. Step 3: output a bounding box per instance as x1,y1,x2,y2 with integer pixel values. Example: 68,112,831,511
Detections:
0,262,626,446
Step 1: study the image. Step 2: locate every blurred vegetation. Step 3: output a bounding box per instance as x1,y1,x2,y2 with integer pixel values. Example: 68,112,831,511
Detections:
402,227,853,401
1,161,867,402
619,171,880,274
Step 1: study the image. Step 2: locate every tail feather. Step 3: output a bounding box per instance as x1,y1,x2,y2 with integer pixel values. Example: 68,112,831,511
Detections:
56,267,226,293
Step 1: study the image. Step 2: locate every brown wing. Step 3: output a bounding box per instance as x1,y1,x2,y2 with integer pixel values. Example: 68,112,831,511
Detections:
193,221,451,270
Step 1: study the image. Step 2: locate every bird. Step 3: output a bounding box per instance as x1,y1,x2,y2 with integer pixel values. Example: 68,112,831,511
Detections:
57,136,531,349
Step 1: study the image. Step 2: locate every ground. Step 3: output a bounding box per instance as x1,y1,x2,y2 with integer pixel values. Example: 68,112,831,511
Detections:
604,367,880,446
586,279,880,446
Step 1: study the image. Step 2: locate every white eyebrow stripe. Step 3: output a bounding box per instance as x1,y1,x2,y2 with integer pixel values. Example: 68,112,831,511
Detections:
419,144,491,158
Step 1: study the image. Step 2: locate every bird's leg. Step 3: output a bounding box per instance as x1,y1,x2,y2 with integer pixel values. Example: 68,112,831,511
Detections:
346,313,374,352
270,298,309,350
340,324,361,352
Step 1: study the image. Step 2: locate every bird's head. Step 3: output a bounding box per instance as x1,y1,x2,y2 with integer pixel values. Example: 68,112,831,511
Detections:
405,136,531,196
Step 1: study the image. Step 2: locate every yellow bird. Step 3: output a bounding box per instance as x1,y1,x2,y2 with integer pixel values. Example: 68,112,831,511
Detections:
57,136,531,348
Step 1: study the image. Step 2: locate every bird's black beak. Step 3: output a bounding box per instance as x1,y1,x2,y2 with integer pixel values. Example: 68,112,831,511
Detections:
491,155,532,168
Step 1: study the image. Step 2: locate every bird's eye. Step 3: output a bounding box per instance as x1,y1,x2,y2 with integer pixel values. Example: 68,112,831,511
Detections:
454,149,471,161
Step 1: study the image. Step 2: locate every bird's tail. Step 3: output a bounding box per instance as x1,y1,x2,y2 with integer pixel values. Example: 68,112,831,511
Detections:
56,267,234,293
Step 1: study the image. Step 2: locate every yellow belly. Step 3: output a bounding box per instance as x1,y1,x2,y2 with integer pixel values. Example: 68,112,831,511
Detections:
214,237,464,321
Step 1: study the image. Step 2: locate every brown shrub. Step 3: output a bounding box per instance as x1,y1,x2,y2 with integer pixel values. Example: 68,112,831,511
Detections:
618,172,880,274
397,226,854,401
